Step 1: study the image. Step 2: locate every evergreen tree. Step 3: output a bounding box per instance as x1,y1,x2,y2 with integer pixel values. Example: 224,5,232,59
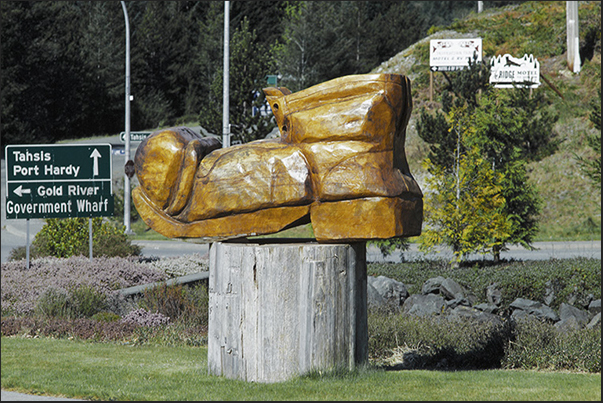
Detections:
419,105,511,263
575,89,601,190
417,62,559,261
274,1,426,92
131,1,205,128
274,1,341,91
195,1,224,131
79,1,125,135
198,15,276,144
365,1,425,67
1,2,97,149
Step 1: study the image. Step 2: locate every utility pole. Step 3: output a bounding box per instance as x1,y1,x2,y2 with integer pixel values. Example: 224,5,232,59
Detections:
121,1,134,234
566,1,581,73
222,1,230,148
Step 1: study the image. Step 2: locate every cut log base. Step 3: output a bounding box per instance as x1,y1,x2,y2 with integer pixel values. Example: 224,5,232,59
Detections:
208,240,368,383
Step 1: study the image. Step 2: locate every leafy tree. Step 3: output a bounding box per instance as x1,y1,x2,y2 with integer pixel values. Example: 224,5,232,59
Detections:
10,218,141,260
417,61,558,261
368,238,410,259
419,105,512,263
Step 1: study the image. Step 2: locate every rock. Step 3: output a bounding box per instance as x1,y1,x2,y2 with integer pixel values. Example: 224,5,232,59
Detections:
565,288,592,308
588,299,601,317
511,309,535,323
558,302,589,327
445,298,470,309
475,303,499,314
447,305,504,326
554,316,583,332
543,280,555,306
586,312,601,329
486,283,502,306
509,298,559,322
440,278,465,300
367,275,409,310
421,276,465,301
402,294,447,317
367,281,386,309
421,276,445,295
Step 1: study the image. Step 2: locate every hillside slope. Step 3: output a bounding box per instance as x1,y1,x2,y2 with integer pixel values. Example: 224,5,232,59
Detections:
373,1,601,241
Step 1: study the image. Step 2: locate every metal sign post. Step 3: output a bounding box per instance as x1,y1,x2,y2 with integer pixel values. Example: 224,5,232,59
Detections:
566,1,580,73
222,1,230,148
121,1,134,234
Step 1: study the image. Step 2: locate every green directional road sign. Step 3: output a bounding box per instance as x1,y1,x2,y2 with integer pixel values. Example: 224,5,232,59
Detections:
5,144,114,219
120,131,152,142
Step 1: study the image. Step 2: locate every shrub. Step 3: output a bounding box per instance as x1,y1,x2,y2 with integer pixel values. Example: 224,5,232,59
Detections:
91,311,121,323
0,316,140,341
34,288,71,318
8,217,141,260
145,253,209,277
121,308,170,327
33,284,106,319
139,283,209,327
502,319,601,373
1,256,167,316
368,309,512,369
68,284,107,318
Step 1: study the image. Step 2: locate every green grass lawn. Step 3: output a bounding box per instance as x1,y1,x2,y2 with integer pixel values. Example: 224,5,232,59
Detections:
2,337,600,401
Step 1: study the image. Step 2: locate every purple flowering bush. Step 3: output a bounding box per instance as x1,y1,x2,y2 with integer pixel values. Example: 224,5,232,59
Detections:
1,255,167,316
121,308,170,327
2,255,209,346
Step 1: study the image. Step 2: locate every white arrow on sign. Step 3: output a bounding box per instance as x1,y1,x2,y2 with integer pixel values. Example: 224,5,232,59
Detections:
90,148,102,176
13,185,32,197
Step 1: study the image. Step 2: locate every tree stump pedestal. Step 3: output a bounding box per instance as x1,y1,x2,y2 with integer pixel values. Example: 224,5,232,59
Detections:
208,240,368,383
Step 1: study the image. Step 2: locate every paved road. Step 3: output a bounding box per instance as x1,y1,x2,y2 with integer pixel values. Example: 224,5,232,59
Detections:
1,390,86,401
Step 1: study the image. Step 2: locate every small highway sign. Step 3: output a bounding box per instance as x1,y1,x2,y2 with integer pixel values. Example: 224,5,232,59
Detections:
5,144,114,219
120,131,152,142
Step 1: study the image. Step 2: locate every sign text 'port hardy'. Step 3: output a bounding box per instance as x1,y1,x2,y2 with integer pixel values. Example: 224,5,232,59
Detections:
5,144,114,219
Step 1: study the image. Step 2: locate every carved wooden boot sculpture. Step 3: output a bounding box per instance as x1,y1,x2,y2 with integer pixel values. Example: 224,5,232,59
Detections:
132,73,423,242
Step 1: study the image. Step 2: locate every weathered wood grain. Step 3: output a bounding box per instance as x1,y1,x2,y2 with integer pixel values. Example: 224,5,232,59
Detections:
208,241,367,383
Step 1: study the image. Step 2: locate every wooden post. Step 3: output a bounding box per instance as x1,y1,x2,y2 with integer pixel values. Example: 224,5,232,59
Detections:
208,240,368,383
430,71,434,102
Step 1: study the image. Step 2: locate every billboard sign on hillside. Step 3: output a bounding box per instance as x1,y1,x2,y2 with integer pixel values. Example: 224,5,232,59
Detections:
489,54,541,88
429,38,482,72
